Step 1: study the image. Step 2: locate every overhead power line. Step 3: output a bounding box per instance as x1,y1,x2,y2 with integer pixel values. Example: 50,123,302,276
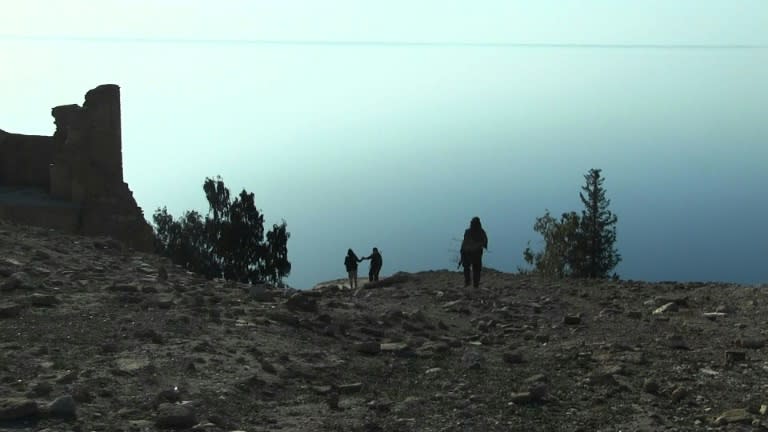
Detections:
1,34,766,50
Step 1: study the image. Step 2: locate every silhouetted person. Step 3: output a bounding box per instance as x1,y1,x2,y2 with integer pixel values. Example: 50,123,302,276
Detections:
460,217,488,288
344,249,361,289
361,247,383,282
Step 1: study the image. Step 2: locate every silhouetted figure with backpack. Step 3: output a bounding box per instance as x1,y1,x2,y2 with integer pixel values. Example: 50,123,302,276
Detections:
344,249,361,289
460,217,488,288
361,247,383,282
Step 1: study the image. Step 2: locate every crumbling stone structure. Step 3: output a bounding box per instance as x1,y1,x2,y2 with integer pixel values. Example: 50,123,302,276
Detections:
0,84,154,251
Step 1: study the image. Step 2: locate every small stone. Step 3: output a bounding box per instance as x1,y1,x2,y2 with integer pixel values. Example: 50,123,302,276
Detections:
0,302,23,318
563,315,581,325
666,335,689,350
249,284,275,302
46,395,77,418
285,293,318,313
461,349,485,370
380,342,409,352
502,350,525,364
529,383,548,400
0,273,26,292
158,266,168,281
653,302,678,315
338,383,363,394
509,392,532,404
740,336,766,349
28,381,53,397
354,342,381,355
671,386,688,403
155,403,197,429
0,398,39,420
28,293,60,307
642,378,660,394
714,408,752,425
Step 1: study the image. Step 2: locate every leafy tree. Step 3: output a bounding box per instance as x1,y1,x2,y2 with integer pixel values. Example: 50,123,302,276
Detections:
523,168,620,278
523,210,582,277
152,176,291,285
577,168,621,278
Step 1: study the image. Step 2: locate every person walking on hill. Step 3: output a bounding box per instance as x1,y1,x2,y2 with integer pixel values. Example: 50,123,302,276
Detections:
361,247,383,282
344,249,361,289
460,217,488,288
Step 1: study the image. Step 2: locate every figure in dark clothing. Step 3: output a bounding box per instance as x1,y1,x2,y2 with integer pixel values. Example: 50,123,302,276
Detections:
460,217,488,288
344,249,361,289
361,247,383,282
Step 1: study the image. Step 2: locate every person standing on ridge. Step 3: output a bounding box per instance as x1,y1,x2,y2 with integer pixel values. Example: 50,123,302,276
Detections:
460,217,488,288
344,249,361,289
360,247,383,282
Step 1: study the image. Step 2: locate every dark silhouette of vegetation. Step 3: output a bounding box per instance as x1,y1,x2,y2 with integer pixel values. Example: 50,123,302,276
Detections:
523,168,620,278
152,176,291,285
578,168,621,278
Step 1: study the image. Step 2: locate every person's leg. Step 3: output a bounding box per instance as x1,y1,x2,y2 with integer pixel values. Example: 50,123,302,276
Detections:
348,271,354,289
373,266,381,281
472,254,482,288
369,267,375,282
353,269,358,288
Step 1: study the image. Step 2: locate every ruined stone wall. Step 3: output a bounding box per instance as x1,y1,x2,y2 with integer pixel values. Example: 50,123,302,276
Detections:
0,84,154,252
0,202,79,232
0,130,54,189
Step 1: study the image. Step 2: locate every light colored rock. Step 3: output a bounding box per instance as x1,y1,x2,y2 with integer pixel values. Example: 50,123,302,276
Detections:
714,408,752,425
653,302,678,314
380,342,409,352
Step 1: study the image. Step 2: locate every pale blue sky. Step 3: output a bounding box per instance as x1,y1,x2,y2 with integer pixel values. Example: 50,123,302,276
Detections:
1,1,767,288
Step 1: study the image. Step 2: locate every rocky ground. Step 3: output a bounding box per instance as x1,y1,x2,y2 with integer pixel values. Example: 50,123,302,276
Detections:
1,220,768,431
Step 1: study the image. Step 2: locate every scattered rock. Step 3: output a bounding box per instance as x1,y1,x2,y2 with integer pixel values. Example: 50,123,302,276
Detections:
0,398,38,420
739,336,765,349
0,302,23,318
338,382,363,394
46,395,77,418
155,403,197,429
461,349,485,370
28,293,60,307
666,335,689,350
509,392,532,404
354,342,381,355
249,284,275,302
714,408,752,425
671,386,688,403
380,342,409,352
158,266,168,281
502,350,525,364
642,378,660,394
563,315,581,325
285,293,318,313
653,302,678,314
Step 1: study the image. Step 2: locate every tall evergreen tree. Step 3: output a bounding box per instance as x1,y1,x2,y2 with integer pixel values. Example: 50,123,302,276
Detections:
576,168,621,278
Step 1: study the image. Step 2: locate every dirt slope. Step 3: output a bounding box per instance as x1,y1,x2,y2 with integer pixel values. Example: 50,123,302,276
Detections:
1,219,767,431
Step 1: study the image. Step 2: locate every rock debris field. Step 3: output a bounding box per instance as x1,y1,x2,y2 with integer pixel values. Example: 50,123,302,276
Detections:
1,219,768,431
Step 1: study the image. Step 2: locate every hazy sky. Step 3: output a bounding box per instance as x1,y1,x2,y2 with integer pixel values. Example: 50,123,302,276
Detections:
1,1,767,288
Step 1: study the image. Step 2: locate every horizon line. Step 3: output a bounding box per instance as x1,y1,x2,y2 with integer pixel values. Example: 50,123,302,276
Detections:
1,34,767,50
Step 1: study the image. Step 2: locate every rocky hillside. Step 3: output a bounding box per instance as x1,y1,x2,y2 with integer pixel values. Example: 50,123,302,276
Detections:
1,219,767,431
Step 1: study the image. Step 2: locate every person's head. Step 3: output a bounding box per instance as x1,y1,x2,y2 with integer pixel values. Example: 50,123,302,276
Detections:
347,248,354,256
470,216,482,230
373,247,378,253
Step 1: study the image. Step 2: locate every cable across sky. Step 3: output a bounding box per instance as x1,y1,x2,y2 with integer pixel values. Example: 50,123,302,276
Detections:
1,34,767,50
